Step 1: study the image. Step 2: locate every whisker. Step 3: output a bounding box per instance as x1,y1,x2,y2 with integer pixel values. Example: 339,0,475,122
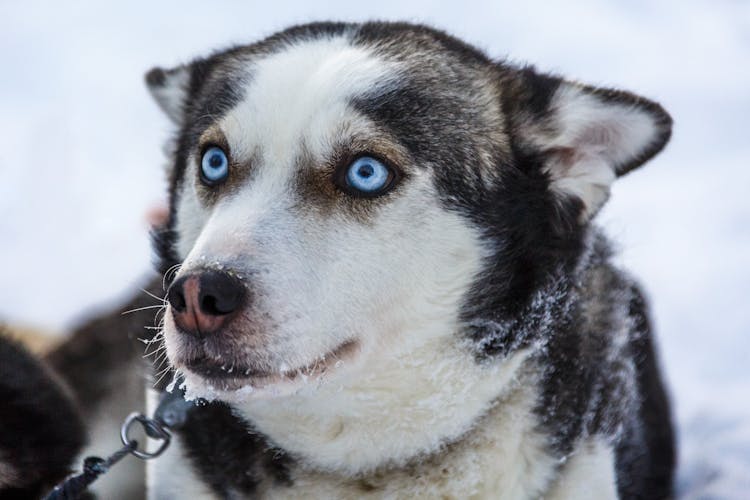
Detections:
163,263,182,291
140,288,168,303
122,304,166,315
143,338,166,351
152,353,169,371
145,346,168,360
138,336,160,345
153,364,174,387
144,349,162,359
153,308,167,323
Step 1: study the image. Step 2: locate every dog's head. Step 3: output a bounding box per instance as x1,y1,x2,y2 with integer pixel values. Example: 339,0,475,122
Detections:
149,22,670,401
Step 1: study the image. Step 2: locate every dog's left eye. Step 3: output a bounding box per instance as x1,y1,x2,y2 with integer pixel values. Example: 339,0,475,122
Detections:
341,156,395,197
200,147,229,185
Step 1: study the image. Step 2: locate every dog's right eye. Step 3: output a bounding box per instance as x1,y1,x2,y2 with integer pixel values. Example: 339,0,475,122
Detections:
200,147,229,185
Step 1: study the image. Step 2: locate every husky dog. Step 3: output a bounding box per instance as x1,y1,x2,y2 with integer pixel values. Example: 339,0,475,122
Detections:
0,21,675,500
140,21,675,499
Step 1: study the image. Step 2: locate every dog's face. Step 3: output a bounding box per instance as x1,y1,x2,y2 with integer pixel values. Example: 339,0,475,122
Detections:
149,23,670,401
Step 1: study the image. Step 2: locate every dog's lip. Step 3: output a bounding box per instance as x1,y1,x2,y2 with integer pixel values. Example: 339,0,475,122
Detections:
182,339,359,391
184,359,271,380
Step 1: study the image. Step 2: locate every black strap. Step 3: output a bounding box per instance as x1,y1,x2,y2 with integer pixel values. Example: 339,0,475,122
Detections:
43,440,137,500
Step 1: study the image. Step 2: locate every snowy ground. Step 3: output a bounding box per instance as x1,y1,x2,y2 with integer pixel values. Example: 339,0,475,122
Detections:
1,1,748,497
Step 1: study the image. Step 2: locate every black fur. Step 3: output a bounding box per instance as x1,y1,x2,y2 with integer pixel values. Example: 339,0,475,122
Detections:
177,401,293,497
0,331,86,498
614,286,676,499
355,22,490,64
514,66,562,118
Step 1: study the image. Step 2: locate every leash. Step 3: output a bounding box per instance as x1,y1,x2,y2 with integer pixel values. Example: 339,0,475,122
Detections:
44,383,196,500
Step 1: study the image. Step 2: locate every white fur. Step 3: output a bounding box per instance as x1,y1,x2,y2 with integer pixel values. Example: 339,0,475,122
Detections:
545,439,619,500
239,343,536,474
264,382,561,499
539,83,663,218
148,67,190,124
220,35,402,164
174,181,211,259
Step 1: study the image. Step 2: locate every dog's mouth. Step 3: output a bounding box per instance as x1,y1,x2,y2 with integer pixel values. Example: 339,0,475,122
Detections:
181,339,359,394
184,361,274,380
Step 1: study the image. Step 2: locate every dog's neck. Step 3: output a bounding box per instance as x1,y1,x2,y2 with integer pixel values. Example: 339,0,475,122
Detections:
235,325,537,476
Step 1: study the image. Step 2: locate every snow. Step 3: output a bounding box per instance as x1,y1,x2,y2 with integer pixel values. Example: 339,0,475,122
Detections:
1,1,748,497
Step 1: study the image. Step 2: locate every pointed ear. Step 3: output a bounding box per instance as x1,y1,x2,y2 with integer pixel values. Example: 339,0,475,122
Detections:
507,68,672,220
145,65,191,124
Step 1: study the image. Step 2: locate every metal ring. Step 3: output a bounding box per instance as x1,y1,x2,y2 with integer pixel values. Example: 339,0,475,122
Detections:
120,412,171,459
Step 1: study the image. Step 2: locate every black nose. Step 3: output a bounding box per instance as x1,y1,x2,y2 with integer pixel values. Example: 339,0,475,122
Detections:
167,270,246,335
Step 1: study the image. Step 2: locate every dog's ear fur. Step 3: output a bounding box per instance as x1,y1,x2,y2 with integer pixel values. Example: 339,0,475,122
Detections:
145,64,192,124
504,67,672,220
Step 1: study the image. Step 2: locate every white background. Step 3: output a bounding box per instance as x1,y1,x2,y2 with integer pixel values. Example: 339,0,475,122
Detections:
1,1,748,497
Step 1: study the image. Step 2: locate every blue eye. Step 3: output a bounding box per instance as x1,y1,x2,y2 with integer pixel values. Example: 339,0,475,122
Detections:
200,147,229,184
344,156,394,196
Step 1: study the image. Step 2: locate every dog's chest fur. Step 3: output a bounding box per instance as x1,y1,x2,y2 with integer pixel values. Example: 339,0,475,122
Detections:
149,381,618,500
264,386,609,500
